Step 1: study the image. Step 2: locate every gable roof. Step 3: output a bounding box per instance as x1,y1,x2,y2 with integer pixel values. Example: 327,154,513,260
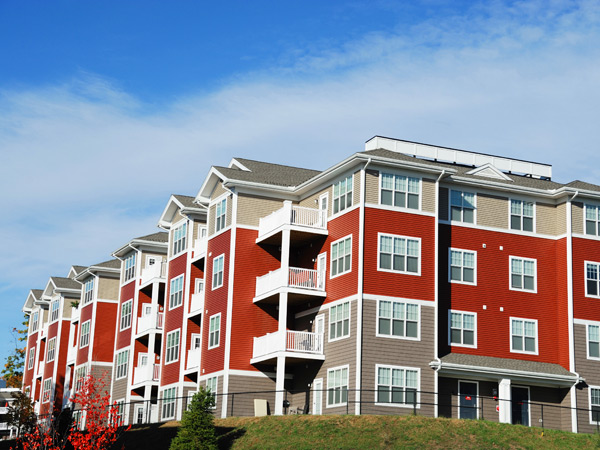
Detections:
214,158,321,188
134,232,169,243
50,277,81,291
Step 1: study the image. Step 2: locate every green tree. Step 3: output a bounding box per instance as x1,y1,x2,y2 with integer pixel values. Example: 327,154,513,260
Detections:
2,314,28,388
7,390,37,437
170,387,217,450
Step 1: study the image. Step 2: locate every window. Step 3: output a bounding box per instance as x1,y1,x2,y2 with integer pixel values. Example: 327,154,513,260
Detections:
206,376,218,409
124,253,136,282
28,347,35,369
42,378,52,403
83,278,94,304
195,278,204,294
120,300,132,330
381,173,419,209
47,337,56,362
450,190,475,223
331,236,352,277
510,257,536,292
191,333,201,349
586,204,600,236
377,300,418,339
212,254,224,289
30,311,39,333
333,175,353,214
510,199,534,232
165,330,180,363
80,320,91,348
114,400,126,426
327,366,348,407
591,387,600,424
215,198,227,232
449,311,476,347
586,262,600,297
589,325,600,359
74,366,87,393
378,234,420,274
50,299,60,322
329,302,350,340
169,275,184,309
162,387,177,419
376,366,418,406
511,318,537,354
208,314,220,349
172,222,187,255
115,349,129,380
449,249,476,284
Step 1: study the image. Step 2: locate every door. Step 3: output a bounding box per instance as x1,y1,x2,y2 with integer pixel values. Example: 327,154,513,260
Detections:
459,381,478,419
511,387,530,426
313,378,323,415
319,193,328,226
135,405,145,424
317,253,327,290
315,315,325,352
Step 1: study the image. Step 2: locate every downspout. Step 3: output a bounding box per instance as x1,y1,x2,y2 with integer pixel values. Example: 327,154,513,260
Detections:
433,170,445,418
567,191,579,432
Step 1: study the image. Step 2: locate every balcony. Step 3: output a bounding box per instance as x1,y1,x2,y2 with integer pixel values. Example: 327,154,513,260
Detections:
0,407,8,414
66,345,77,365
71,307,80,322
136,306,164,336
192,236,207,259
141,261,166,285
257,202,327,244
189,292,204,315
254,267,326,303
186,347,201,370
252,330,324,364
133,363,161,385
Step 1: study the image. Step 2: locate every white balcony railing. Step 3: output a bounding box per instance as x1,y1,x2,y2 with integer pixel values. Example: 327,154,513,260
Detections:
66,345,77,364
252,330,323,359
193,236,207,256
136,306,164,335
190,292,204,314
0,407,8,414
255,267,324,298
141,261,166,285
133,363,161,385
71,307,80,322
258,201,326,239
186,348,201,370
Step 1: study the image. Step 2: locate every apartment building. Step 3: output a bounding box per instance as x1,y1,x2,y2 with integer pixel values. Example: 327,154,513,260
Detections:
22,135,600,432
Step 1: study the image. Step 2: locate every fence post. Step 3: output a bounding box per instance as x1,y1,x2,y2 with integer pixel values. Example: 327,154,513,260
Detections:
540,404,544,429
413,391,417,415
230,393,235,417
480,395,484,420
346,391,349,415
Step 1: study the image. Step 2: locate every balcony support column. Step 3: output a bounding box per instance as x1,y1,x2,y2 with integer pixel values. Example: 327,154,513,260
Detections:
498,378,511,424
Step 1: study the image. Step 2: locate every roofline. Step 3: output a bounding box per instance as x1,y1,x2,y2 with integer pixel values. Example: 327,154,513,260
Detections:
112,236,168,258
74,265,121,282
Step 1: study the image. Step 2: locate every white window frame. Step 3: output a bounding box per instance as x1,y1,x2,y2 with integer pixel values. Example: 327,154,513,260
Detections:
114,399,127,426
46,337,56,362
208,314,221,349
375,364,420,408
124,253,136,282
195,278,204,294
590,386,600,424
30,311,39,333
50,299,60,322
42,378,52,403
377,233,421,276
509,256,537,293
510,317,538,355
449,189,476,223
80,320,91,348
326,365,349,408
83,278,94,305
120,299,133,331
212,254,225,290
587,323,600,360
329,301,350,342
585,204,600,236
449,248,476,285
191,333,201,349
215,198,227,233
510,199,535,232
165,329,181,364
376,299,420,340
74,366,87,393
28,347,35,369
169,274,184,310
333,174,353,215
162,387,177,420
585,261,600,298
206,376,218,409
172,222,188,256
448,310,477,348
379,172,420,210
330,235,352,279
115,349,129,380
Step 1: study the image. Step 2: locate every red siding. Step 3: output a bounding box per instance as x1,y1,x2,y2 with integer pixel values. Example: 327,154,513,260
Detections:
23,332,38,390
76,303,94,365
94,302,119,362
573,237,600,321
116,281,135,350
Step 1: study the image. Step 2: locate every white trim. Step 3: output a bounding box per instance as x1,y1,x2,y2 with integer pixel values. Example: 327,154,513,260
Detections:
330,235,353,279
365,203,436,218
509,255,538,293
586,322,600,361
295,294,358,318
374,364,420,409
211,254,225,290
448,248,477,286
439,218,565,241
80,320,91,348
448,310,477,349
326,364,350,408
509,317,538,355
328,202,361,222
313,378,323,415
508,198,536,233
328,301,351,343
208,313,221,350
363,294,434,307
115,348,130,380
165,329,181,364
511,385,531,427
584,260,600,298
378,170,422,212
168,274,185,310
458,380,479,419
119,299,133,331
377,232,421,276
375,299,420,341
448,189,477,225
588,385,600,425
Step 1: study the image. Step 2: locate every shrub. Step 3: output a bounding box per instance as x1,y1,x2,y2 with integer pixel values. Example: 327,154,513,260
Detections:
170,388,217,450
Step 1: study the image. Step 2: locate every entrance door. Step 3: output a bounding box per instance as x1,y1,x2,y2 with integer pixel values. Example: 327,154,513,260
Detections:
459,381,478,419
511,387,530,426
318,193,328,226
313,378,323,415
317,253,327,290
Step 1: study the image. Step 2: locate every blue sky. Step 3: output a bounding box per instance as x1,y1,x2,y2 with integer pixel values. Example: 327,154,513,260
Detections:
1,0,600,366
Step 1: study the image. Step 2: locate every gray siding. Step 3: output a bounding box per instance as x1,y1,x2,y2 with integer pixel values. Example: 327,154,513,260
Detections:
574,323,600,433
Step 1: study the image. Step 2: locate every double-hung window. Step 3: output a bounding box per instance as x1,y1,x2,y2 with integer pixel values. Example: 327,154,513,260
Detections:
30,311,39,333
511,318,537,354
327,366,348,407
206,376,218,408
510,199,534,232
115,349,129,380
215,198,227,232
208,314,221,349
377,300,418,339
165,330,180,363
333,175,353,214
450,190,475,223
331,236,352,277
120,300,132,330
450,249,476,284
449,311,476,347
212,255,224,290
124,253,136,282
42,378,52,403
172,222,187,255
50,300,60,322
83,279,94,304
329,302,350,340
28,347,35,370
380,173,419,209
586,204,600,236
74,366,87,393
586,262,600,297
591,388,600,424
510,257,536,292
47,337,56,362
169,275,184,309
80,320,91,348
376,366,418,406
588,324,600,359
162,387,177,420
379,234,420,274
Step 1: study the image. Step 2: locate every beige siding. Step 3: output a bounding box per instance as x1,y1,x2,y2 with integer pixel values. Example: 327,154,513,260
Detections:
208,204,215,235
299,186,332,218
353,170,361,206
211,181,226,200
439,187,449,221
536,202,557,236
226,195,233,228
237,194,283,228
98,277,119,300
556,202,567,236
422,178,436,214
141,251,165,270
573,202,584,234
111,376,128,406
365,169,379,205
478,193,508,229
